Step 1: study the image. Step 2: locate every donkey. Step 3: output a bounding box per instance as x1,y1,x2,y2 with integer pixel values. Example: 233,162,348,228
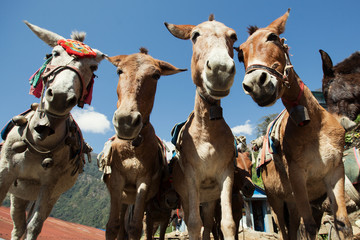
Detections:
0,21,105,239
235,9,352,240
101,48,185,240
320,50,360,130
165,15,238,240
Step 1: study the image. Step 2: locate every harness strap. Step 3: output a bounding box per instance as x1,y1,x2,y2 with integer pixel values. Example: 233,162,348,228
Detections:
281,80,305,107
42,64,89,108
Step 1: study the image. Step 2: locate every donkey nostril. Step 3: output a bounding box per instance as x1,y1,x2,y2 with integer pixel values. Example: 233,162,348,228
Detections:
132,113,142,126
46,89,53,97
243,83,252,93
206,60,211,70
67,96,77,107
259,72,267,85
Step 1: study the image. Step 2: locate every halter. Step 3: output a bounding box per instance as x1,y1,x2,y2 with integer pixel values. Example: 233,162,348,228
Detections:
245,48,293,88
29,39,97,110
41,62,93,108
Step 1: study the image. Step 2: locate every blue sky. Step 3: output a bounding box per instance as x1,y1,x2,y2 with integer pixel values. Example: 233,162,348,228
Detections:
1,0,359,154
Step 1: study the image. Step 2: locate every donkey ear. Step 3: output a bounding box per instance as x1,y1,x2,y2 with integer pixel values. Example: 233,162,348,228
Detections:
92,49,107,63
267,8,290,35
106,55,127,67
319,49,335,77
24,21,64,47
164,22,195,40
158,60,187,76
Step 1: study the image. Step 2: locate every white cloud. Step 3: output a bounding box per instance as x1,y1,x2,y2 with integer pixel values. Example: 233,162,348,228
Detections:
71,106,111,134
231,120,253,136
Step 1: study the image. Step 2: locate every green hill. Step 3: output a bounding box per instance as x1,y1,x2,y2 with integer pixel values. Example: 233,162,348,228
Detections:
50,152,110,229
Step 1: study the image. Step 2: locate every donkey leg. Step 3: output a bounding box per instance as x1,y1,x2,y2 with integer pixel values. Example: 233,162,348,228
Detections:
266,195,289,240
24,185,58,240
288,163,317,239
286,202,300,240
324,165,353,239
201,201,216,240
10,194,29,240
185,177,202,240
219,168,236,240
128,181,150,240
106,194,122,240
145,211,154,240
118,204,128,240
159,218,169,240
0,161,17,204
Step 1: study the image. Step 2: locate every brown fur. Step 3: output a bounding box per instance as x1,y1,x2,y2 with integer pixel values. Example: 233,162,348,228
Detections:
104,49,185,240
235,9,352,240
320,50,360,121
165,16,238,240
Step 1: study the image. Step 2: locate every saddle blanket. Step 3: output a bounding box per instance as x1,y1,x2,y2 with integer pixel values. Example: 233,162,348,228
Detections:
257,109,286,176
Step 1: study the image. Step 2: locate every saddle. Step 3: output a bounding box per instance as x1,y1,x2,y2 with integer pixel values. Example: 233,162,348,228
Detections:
257,109,286,176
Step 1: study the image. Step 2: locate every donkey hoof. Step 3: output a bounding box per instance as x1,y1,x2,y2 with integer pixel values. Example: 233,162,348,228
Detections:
11,141,28,153
12,116,28,126
42,158,54,169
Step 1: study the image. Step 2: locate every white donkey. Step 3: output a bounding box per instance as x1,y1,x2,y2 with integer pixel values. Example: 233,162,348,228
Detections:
0,21,105,240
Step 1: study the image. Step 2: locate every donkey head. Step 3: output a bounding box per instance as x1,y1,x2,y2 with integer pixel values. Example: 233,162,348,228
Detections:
165,15,237,100
25,21,106,116
108,48,186,140
320,49,360,121
235,9,291,107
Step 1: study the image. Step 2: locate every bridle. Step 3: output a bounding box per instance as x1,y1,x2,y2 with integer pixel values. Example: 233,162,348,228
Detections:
40,58,94,110
245,49,293,88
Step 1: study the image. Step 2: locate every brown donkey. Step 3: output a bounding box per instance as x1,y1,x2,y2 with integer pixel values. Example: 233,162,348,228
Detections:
102,48,185,240
235,9,352,240
165,15,238,240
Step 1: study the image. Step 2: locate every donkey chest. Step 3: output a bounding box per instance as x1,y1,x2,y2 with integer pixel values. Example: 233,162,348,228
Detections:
190,141,233,170
14,148,72,180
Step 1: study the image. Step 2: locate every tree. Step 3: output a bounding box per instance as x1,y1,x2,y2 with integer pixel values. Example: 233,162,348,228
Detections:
255,113,279,137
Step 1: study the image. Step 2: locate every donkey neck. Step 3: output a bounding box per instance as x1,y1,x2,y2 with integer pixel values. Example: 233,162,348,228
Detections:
281,69,306,109
193,88,224,128
281,69,323,125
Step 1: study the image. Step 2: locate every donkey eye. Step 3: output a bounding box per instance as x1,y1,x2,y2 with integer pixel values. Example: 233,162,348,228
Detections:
90,65,98,72
230,33,238,42
152,73,161,80
267,33,279,42
53,51,60,57
191,31,200,44
237,49,244,63
117,69,123,76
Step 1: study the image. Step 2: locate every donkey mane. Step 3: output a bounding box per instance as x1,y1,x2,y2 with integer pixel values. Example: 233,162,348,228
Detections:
71,31,86,42
334,51,360,74
208,14,215,21
247,25,259,35
139,47,149,55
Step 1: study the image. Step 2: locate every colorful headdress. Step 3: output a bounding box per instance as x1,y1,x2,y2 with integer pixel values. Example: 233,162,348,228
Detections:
58,39,97,58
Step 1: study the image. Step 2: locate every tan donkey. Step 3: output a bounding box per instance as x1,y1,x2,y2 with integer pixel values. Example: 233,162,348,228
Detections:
101,48,185,240
165,15,238,240
235,9,352,240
